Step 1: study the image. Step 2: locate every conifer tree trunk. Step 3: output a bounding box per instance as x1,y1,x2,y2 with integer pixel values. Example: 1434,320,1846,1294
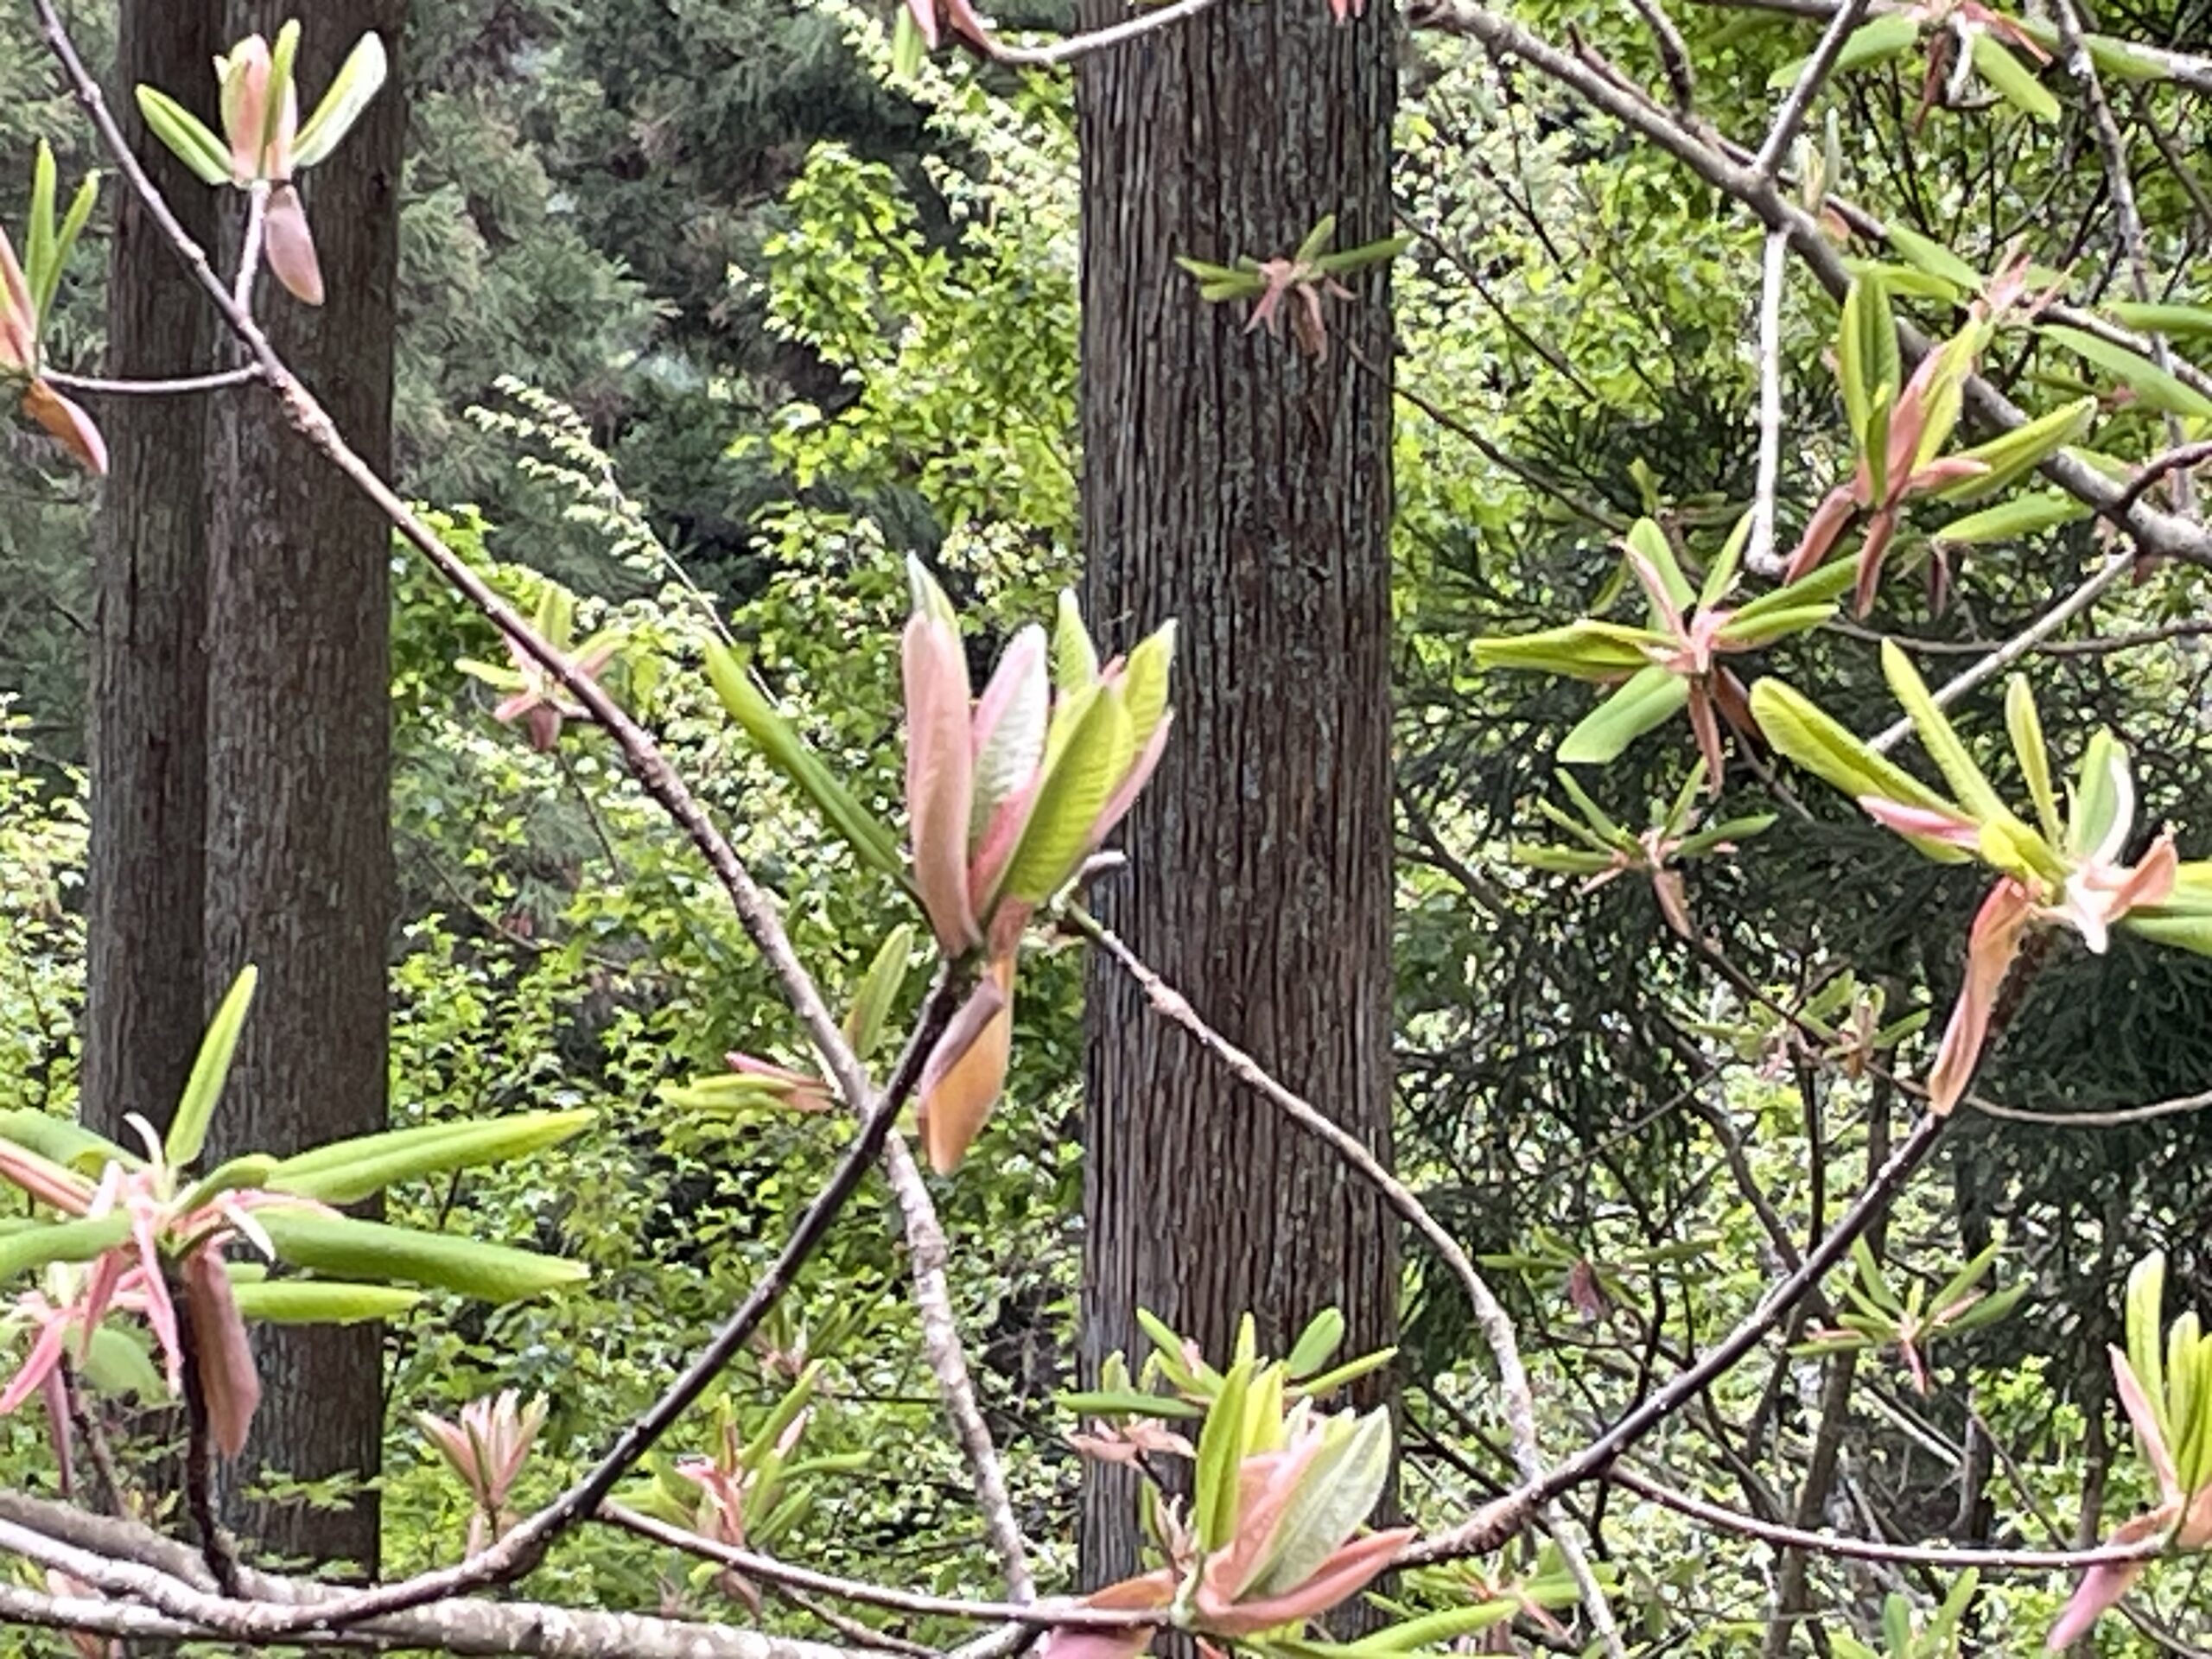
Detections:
200,0,405,1575
1074,0,1400,1586
85,0,223,1141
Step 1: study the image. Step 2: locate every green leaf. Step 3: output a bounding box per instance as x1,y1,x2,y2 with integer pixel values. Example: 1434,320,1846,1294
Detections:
1056,1389,1206,1420
167,966,257,1168
1625,518,1693,616
1293,1345,1398,1400
1557,666,1689,766
263,21,302,172
1713,604,1842,649
262,1109,597,1205
1120,621,1176,751
2042,325,2212,421
24,143,56,334
1839,274,1901,448
2065,729,2126,861
841,925,914,1063
41,171,99,330
1879,640,2012,825
1748,679,1972,861
0,1111,133,1175
2124,1253,2168,1442
2005,677,2061,844
1249,1406,1394,1598
1884,225,1981,293
133,86,233,188
175,1154,279,1216
1285,1307,1345,1379
226,1279,423,1325
1052,591,1098,694
703,641,905,880
741,1363,823,1470
998,683,1132,905
291,30,390,170
1472,620,1670,680
1767,13,1920,86
1969,32,2061,120
1930,492,2090,545
256,1210,587,1302
1697,512,1753,611
0,1214,130,1282
1730,559,1857,623
2107,302,2212,340
1195,1359,1253,1553
889,5,925,77
80,1325,163,1400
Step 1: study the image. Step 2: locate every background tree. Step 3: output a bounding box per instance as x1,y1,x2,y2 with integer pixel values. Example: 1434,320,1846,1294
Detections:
1073,0,1401,1586
194,0,407,1573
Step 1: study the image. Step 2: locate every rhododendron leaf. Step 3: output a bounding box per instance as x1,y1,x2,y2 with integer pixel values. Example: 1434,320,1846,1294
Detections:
0,1215,130,1281
2065,730,2128,863
256,1211,587,1301
1879,642,2012,827
1751,680,1971,861
175,1154,279,1215
1696,512,1752,611
2107,301,2212,338
182,1248,259,1458
40,171,99,333
263,183,323,305
1284,1308,1344,1379
292,31,388,170
1932,492,2089,544
999,684,1132,906
1970,33,2060,120
1624,518,1691,617
0,1112,133,1176
1472,620,1669,680
1885,224,1981,292
703,639,904,880
842,925,914,1063
2042,325,2212,421
970,626,1049,840
134,87,232,187
2006,677,2061,843
1250,1408,1394,1598
1196,1359,1254,1553
226,1279,422,1324
914,960,1014,1173
2126,1255,2170,1441
1052,590,1099,695
168,966,257,1167
1766,12,1919,87
1932,397,2097,504
262,21,302,175
1839,273,1900,448
81,1325,163,1401
1557,666,1688,766
263,1109,595,1205
1121,621,1176,751
23,144,54,333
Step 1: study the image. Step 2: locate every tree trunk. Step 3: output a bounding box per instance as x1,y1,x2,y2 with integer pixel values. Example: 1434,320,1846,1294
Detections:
1073,0,1399,1589
201,0,405,1574
85,0,223,1141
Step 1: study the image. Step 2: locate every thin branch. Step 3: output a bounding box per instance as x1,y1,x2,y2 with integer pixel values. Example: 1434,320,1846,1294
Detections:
967,0,1225,67
1627,0,1700,113
2049,0,2195,518
1069,906,1624,1656
1746,230,1790,575
1755,0,1872,175
1965,1082,2212,1128
231,180,267,315
1607,1465,2173,1572
1404,1111,1947,1566
42,365,262,396
601,1503,1144,1629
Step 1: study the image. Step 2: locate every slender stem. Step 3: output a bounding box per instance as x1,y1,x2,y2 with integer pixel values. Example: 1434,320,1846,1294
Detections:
231,181,268,314
43,365,262,396
1756,0,1870,175
1746,230,1790,575
969,0,1224,67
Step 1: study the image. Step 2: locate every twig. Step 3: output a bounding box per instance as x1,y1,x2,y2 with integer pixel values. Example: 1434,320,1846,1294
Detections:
42,365,262,396
1069,906,1625,1657
2049,0,2195,519
1965,1082,2212,1128
1404,1111,1946,1566
1627,0,1700,112
231,180,267,315
1755,0,1871,175
1746,230,1790,575
601,1503,1143,1628
1608,1465,2173,1572
968,0,1224,67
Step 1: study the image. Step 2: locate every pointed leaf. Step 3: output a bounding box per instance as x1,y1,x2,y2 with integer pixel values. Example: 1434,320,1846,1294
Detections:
1249,1408,1394,1598
1840,274,1901,448
225,1278,422,1324
2043,325,2212,421
291,31,390,170
0,1214,130,1281
1284,1309,1345,1379
2107,301,2212,340
841,925,914,1063
1932,492,2090,545
1557,666,1689,766
1969,32,2060,120
134,87,232,187
1880,640,2012,825
40,172,99,331
168,967,257,1167
255,1210,588,1302
1934,397,2098,505
263,1110,596,1205
1195,1359,1253,1553
998,684,1133,905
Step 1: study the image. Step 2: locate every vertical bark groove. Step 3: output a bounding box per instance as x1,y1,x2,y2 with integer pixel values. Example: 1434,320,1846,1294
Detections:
1075,0,1398,1588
